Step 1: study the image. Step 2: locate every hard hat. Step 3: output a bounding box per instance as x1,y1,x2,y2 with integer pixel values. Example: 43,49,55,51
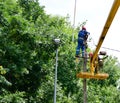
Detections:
89,52,93,58
82,26,86,30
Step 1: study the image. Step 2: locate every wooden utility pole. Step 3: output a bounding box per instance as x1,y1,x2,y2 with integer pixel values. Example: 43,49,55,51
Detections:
83,47,87,103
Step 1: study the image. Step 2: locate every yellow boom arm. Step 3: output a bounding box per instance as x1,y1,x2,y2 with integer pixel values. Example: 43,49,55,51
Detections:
90,0,120,74
77,0,120,79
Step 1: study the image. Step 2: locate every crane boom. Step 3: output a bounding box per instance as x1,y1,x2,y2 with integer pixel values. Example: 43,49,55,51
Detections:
91,0,120,65
77,0,120,79
90,0,120,74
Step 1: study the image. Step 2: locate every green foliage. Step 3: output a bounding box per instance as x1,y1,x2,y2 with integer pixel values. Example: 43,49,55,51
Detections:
87,85,120,103
0,91,26,103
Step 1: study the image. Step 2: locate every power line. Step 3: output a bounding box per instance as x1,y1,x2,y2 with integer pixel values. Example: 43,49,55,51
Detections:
89,36,120,53
101,46,120,52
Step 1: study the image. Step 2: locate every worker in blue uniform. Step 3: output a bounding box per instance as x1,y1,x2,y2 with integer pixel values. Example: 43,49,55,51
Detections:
75,26,90,58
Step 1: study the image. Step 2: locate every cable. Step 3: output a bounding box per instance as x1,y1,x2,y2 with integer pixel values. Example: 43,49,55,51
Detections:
89,35,120,53
88,35,96,47
101,47,120,52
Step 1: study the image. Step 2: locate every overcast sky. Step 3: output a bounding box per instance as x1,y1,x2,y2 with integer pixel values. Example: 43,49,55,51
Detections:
39,0,120,61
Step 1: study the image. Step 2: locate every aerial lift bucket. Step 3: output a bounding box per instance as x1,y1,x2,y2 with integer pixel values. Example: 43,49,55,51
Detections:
77,72,109,79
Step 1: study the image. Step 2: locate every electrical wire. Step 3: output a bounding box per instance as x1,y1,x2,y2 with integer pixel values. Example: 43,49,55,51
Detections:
89,35,120,53
101,46,120,53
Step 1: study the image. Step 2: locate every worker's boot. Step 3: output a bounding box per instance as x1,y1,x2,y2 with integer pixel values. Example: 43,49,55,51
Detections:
75,55,80,58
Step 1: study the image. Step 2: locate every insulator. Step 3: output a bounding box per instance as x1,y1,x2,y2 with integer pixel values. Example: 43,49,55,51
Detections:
99,51,107,55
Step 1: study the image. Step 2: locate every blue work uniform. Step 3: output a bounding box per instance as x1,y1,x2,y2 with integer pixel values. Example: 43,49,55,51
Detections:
76,30,90,57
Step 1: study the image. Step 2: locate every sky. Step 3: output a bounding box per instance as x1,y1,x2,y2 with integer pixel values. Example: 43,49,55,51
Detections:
39,0,120,61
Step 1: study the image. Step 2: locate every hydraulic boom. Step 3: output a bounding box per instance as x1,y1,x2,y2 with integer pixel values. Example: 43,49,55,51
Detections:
77,0,120,79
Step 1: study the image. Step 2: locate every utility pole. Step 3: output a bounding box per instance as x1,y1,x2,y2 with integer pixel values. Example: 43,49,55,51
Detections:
54,48,58,103
72,0,77,42
83,46,87,103
53,39,60,103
